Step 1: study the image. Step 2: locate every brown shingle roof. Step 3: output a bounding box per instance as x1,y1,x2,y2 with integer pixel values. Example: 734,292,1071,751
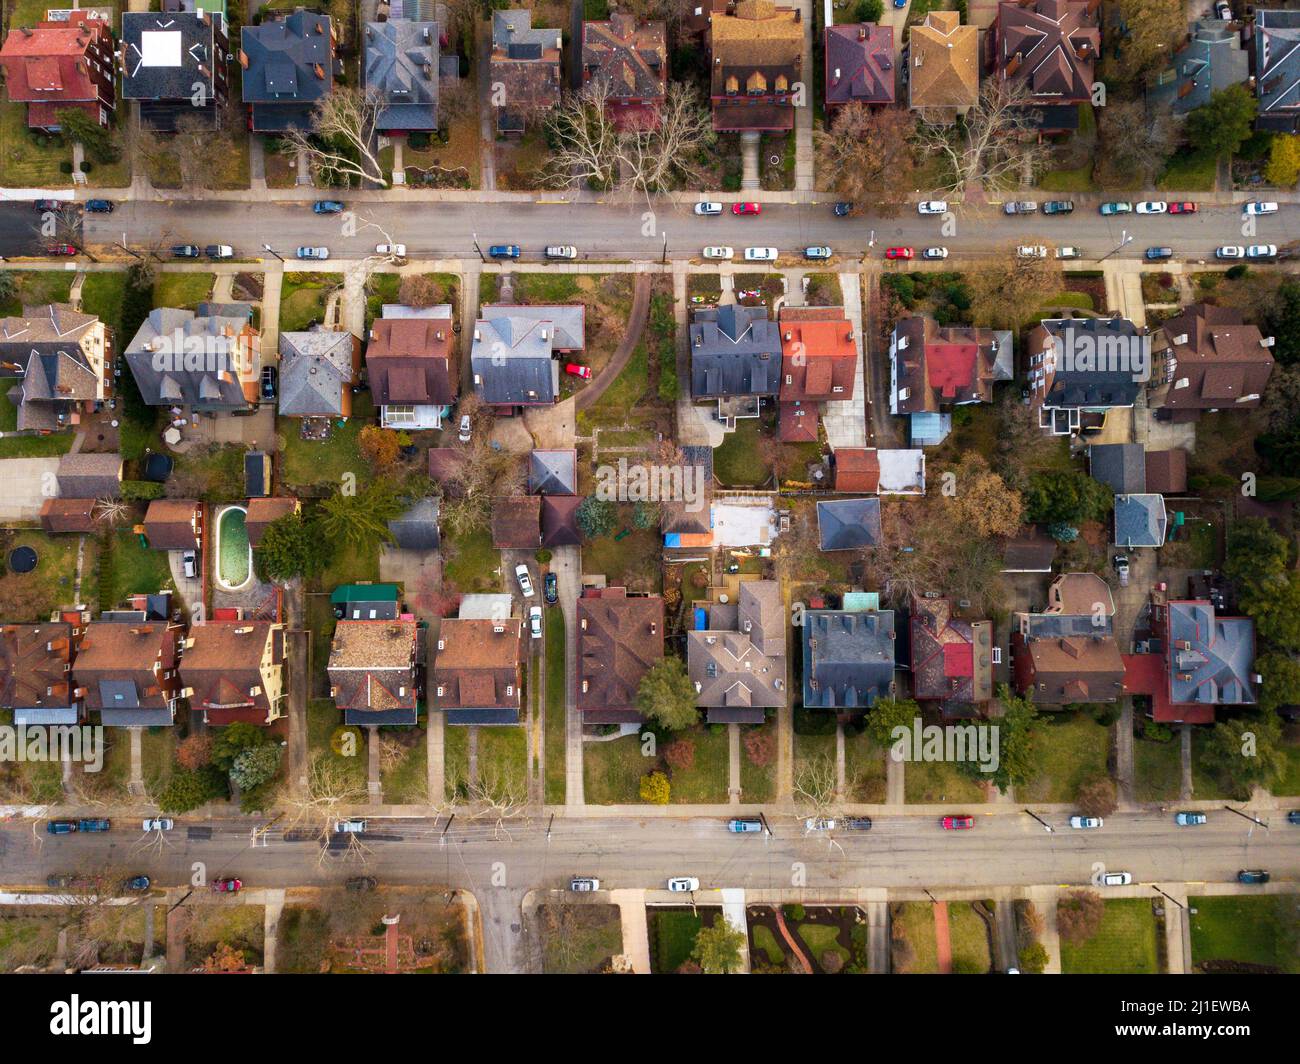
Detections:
1154,304,1273,411
995,0,1098,104
245,497,299,546
41,497,97,532
577,587,664,716
491,495,541,548
327,619,419,713
910,11,979,113
432,618,523,710
182,621,282,721
143,499,201,549
1145,449,1188,495
74,621,180,712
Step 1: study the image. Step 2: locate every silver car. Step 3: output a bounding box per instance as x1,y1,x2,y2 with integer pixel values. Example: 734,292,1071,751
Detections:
570,877,600,892
515,563,535,598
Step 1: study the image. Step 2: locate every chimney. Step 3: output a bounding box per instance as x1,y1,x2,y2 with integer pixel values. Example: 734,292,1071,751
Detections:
858,27,866,41
239,49,249,69
314,63,326,80
314,19,324,33
832,67,840,83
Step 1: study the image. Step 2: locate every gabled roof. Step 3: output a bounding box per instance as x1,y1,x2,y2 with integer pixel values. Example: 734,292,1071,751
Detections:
910,598,993,705
432,618,523,719
241,10,334,131
1088,442,1146,494
816,497,881,550
491,495,541,547
1019,630,1125,703
144,498,201,549
1166,600,1256,708
909,10,979,112
1145,449,1188,495
778,306,857,402
1002,535,1056,572
688,580,786,709
0,622,79,720
56,451,122,499
364,18,439,131
0,17,109,107
995,0,1098,104
278,329,356,416
387,496,440,551
41,497,97,532
582,13,666,105
490,9,561,117
1255,9,1300,125
802,608,895,709
710,0,802,133
0,303,103,425
690,304,782,399
1150,19,1247,116
577,587,664,718
471,305,583,406
182,621,283,723
1153,303,1272,411
367,311,454,407
245,496,298,546
327,619,419,722
825,23,895,106
74,620,179,715
1030,316,1143,410
528,449,577,495
891,315,1012,414
833,448,879,494
124,305,258,411
1114,493,1167,548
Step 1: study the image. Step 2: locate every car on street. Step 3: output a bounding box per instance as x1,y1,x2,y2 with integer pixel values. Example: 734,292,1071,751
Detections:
805,817,837,832
833,202,853,217
732,202,761,215
296,246,329,260
334,819,366,833
182,549,197,579
803,246,832,260
545,245,578,259
1016,245,1048,259
1145,247,1173,261
1043,200,1074,215
569,877,600,891
1113,554,1129,586
702,246,733,260
46,873,84,889
124,875,151,892
885,246,914,259
694,201,723,216
1069,815,1103,829
515,563,535,598
744,247,777,261
727,817,763,833
529,605,543,640
1056,246,1081,259
1288,810,1300,825
313,200,345,213
544,571,558,605
1169,201,1199,214
922,246,949,260
564,362,592,379
346,876,378,892
1004,201,1038,214
143,818,174,831
942,815,974,830
260,365,277,401
1237,869,1270,884
1247,244,1278,259
1175,812,1207,826
843,817,872,831
212,877,242,893
667,877,699,892
1245,201,1278,215
84,198,114,213
206,244,234,259
489,244,520,258
1215,245,1245,259
1099,201,1132,216
171,244,201,258
32,199,63,211
77,818,111,832
917,200,947,215
376,243,406,257
458,412,472,442
46,820,78,834
1136,201,1168,214
1101,871,1132,886
46,244,77,256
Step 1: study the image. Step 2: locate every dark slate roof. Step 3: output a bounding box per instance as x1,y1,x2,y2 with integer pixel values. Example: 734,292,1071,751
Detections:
445,706,521,724
1149,20,1248,116
1002,535,1056,572
1035,316,1143,409
343,706,419,725
529,449,577,495
705,707,766,723
1114,493,1167,548
121,10,224,103
1167,601,1255,707
387,496,440,550
124,306,257,411
816,498,881,551
1088,443,1146,494
364,18,439,131
825,23,895,106
244,451,269,497
1256,9,1300,127
241,9,334,131
471,306,583,406
278,329,355,416
581,13,667,104
100,707,174,726
801,609,896,710
689,304,782,399
493,9,558,51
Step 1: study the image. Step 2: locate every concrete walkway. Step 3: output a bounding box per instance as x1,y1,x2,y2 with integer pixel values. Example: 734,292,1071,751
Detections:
427,708,446,805
729,723,742,804
128,727,144,797
792,0,814,193
477,21,497,191
1179,725,1194,801
1116,702,1135,806
262,889,284,973
740,133,761,191
610,888,652,973
719,888,751,973
556,543,584,806
823,271,869,450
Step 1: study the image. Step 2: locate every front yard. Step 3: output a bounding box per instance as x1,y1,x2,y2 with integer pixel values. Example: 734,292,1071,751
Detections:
536,904,624,974
583,724,729,805
1188,895,1299,973
1059,898,1162,974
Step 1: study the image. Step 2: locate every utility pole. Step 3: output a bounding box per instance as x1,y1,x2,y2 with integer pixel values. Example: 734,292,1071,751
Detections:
262,244,284,263
471,232,486,263
661,231,668,265
1022,809,1054,833
1098,230,1133,263
1152,885,1185,911
1222,804,1267,829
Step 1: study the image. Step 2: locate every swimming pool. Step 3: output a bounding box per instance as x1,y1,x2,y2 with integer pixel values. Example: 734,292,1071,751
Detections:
214,505,251,590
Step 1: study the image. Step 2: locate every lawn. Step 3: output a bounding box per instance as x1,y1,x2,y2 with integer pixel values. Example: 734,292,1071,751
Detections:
442,525,499,594
1279,737,1300,797
306,698,368,792
544,612,566,805
182,905,265,969
1037,164,1098,193
583,733,650,805
140,726,177,793
0,100,69,188
512,272,582,304
738,723,776,803
477,725,528,797
947,902,992,974
154,272,215,310
1018,714,1111,804
581,520,661,593
648,908,714,973
664,725,729,803
1157,148,1218,192
78,271,128,335
364,272,401,331
0,420,74,457
0,530,89,621
537,904,623,974
278,272,333,333
712,418,771,487
843,728,887,802
798,921,848,966
903,754,988,804
379,728,428,803
891,902,939,974
1188,895,1299,973
578,340,649,430
0,908,65,972
1059,898,1161,974
0,271,73,315
100,529,175,610
1190,730,1236,800
277,391,374,492
1133,735,1182,802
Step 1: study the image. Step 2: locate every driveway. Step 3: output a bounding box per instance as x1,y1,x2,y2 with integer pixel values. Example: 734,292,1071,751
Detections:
0,457,60,521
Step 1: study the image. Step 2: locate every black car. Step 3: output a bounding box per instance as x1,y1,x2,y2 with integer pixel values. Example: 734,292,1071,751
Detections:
261,365,278,400
32,199,63,212
84,199,114,213
1289,810,1300,825
843,817,872,831
346,876,377,892
544,571,558,605
171,244,201,258
833,202,853,217
1042,200,1074,215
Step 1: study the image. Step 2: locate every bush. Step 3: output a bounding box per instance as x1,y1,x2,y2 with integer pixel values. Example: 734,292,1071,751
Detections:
408,131,432,150
120,479,164,501
156,765,227,813
79,161,92,174
59,161,74,174
1226,264,1249,280
535,548,552,564
663,737,696,772
176,734,214,771
743,728,775,766
784,903,806,921
855,0,882,21
794,707,837,735
1018,941,1049,974
1143,720,1174,743
639,770,670,804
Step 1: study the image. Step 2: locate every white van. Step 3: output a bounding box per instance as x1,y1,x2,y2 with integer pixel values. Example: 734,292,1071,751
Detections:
334,819,367,834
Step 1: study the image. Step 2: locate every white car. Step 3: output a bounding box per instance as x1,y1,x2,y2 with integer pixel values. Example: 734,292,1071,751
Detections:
917,200,948,215
702,246,733,260
529,605,543,640
545,245,578,259
922,247,948,260
296,246,330,260
1056,246,1081,259
1101,871,1133,886
1069,815,1103,829
744,247,778,262
458,413,472,442
515,563,534,598
1135,201,1168,214
803,246,833,260
376,243,406,257
1215,245,1245,259
1016,245,1048,259
569,877,600,892
667,877,700,892
142,818,174,832
1245,201,1279,215
694,202,723,216
1247,244,1278,259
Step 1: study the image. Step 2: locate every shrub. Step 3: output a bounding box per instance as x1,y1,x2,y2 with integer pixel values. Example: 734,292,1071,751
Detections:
156,765,227,812
663,738,696,772
120,479,164,501
59,161,74,174
535,548,552,564
176,734,214,771
639,770,670,804
743,728,775,766
1226,264,1249,280
784,903,806,921
1018,942,1049,973
408,131,432,150
1143,720,1174,743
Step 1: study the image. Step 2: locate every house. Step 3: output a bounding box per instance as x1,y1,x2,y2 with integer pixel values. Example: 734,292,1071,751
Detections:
56,451,122,499
0,621,83,725
1088,442,1146,494
709,0,802,133
908,10,979,121
330,583,401,621
1001,535,1057,573
277,328,361,419
240,8,336,133
1012,572,1124,705
245,450,270,498
661,445,714,545
689,305,782,417
144,499,202,550
1114,493,1168,548
364,17,441,133
124,304,260,412
246,497,299,546
430,617,524,724
577,587,664,723
1025,315,1144,436
181,620,287,725
367,306,455,430
327,618,421,725
471,305,584,410
816,497,881,550
1148,304,1273,421
529,449,577,495
387,497,440,551
491,495,541,548
1254,9,1300,132
0,10,115,131
1149,19,1247,119
889,315,1012,445
824,23,894,109
909,598,994,717
687,579,786,724
988,0,1099,131
1145,449,1188,495
40,497,97,533
777,306,856,442
832,448,879,493
541,496,583,548
120,9,228,130
0,303,111,432
801,608,896,711
582,13,667,128
489,9,561,135
74,618,184,726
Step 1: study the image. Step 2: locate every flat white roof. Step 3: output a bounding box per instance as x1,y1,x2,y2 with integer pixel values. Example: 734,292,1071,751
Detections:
140,30,182,67
878,448,926,495
712,503,774,547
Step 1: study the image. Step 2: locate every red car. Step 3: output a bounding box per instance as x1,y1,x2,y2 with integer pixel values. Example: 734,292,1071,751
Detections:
211,877,242,893
732,202,761,215
1169,202,1199,214
885,246,914,260
564,363,592,379
942,815,975,830
46,244,77,256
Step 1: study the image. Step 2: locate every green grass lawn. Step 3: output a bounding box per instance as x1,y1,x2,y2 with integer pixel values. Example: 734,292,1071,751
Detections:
544,613,566,805
1190,730,1236,800
306,698,368,791
798,922,848,967
1134,736,1182,802
442,525,499,594
752,922,785,966
1019,714,1111,804
648,908,708,973
0,100,70,188
903,754,987,804
0,271,74,316
153,272,214,310
364,272,401,331
947,902,992,973
0,423,74,457
277,392,374,492
1189,895,1299,973
444,724,467,796
739,723,776,803
512,272,581,303
583,733,649,804
664,726,729,803
100,529,175,610
1037,164,1097,192
843,728,887,802
476,725,527,796
1158,148,1219,192
1279,738,1300,797
140,727,176,792
380,730,428,803
0,530,87,621
580,520,661,593
1059,898,1161,974
279,273,333,333
578,339,649,431
892,902,940,973
78,271,128,335
538,904,623,974
712,418,771,487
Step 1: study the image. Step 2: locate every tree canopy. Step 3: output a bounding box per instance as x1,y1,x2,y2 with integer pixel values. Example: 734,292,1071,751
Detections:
1186,84,1258,158
636,658,700,731
691,920,747,974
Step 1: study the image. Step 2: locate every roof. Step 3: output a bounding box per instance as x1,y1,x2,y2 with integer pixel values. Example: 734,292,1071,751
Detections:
661,445,714,537
241,10,335,132
1167,601,1256,709
891,316,1012,414
367,312,454,407
816,497,882,550
143,499,201,549
1088,443,1146,494
330,583,399,603
1145,449,1188,495
1045,572,1113,617
120,10,224,117
528,449,577,495
994,0,1098,105
74,620,179,714
364,18,439,131
778,306,857,402
876,448,925,494
491,495,541,547
278,329,357,416
124,306,259,411
387,496,440,550
1002,535,1057,572
1114,493,1168,548
432,618,522,715
1255,9,1300,124
1150,19,1248,116
0,303,104,430
471,305,584,406
0,622,78,716
833,448,880,494
541,495,582,547
0,18,109,108
582,13,666,107
1030,316,1144,410
490,9,561,117
1018,630,1125,703
710,0,802,132
909,10,979,113
577,587,664,716
910,599,993,705
690,304,782,399
327,619,419,715
825,23,895,106
688,580,787,708
1153,304,1273,411
245,496,298,546
245,450,269,497
41,497,97,532
801,609,895,709
457,593,514,620
778,401,819,442
182,621,283,722
56,451,121,499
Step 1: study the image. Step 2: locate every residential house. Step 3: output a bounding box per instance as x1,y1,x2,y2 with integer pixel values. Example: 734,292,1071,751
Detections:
387,497,441,551
689,304,781,420
120,9,228,129
181,620,287,725
1149,19,1247,118
777,306,856,443
1012,572,1125,705
832,448,879,493
124,304,260,412
55,451,122,499
277,329,361,420
661,445,714,547
327,618,422,725
0,10,115,131
143,499,202,550
40,498,97,533
471,305,584,410
0,303,111,432
910,598,994,718
364,17,441,133
430,616,524,724
582,13,667,128
541,496,582,548
801,607,896,711
74,618,184,726
1148,303,1273,421
367,305,455,430
577,587,664,723
1145,448,1188,495
528,449,577,495
687,579,786,724
489,9,561,135
240,8,336,133
988,0,1099,131
1025,315,1144,436
1254,9,1300,132
825,23,894,109
0,621,83,726
709,0,802,133
816,497,881,550
246,497,299,546
491,495,541,548
1115,493,1168,548
908,10,979,122
1088,442,1146,494
330,582,401,621
1002,535,1057,573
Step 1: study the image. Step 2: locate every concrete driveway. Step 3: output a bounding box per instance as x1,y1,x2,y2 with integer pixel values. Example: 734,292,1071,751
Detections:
0,457,60,521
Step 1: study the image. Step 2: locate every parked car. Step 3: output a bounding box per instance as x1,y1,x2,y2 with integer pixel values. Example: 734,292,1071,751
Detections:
1247,244,1278,259
1043,200,1074,215
1113,554,1129,587
182,550,197,579
346,876,378,892
694,201,723,216
488,244,520,259
206,244,234,259
124,875,151,892
1069,815,1103,829
833,202,853,217
77,818,111,832
702,246,733,260
942,815,974,830
142,818,174,832
1099,201,1132,216
211,877,242,893
334,819,366,834
1136,201,1168,214
1245,201,1278,215
376,243,406,257
744,247,777,261
805,817,836,832
803,246,832,260
1169,201,1198,214
313,200,345,213
260,365,277,401
917,200,948,215
171,244,201,258
1237,869,1270,884
46,244,77,256
1101,871,1133,886
545,245,578,259
83,198,114,213
1056,246,1081,259
1174,811,1207,826
296,246,329,260
727,817,763,833
515,563,535,598
544,571,558,605
46,873,82,888
46,820,78,835
1004,200,1038,214
458,413,472,442
1016,245,1048,259
564,363,592,379
667,876,699,892
732,202,761,215
569,876,600,891
1215,245,1245,259
1145,247,1173,261
1288,810,1300,825
922,247,949,260
885,246,914,260
843,817,872,831
32,199,63,211
529,605,543,640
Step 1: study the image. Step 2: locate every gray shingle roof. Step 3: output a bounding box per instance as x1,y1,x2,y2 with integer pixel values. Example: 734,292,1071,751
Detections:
1168,601,1256,706
688,580,786,709
124,305,258,411
471,306,583,406
278,329,355,416
1035,316,1144,409
1256,9,1300,129
1088,443,1146,494
528,449,577,495
364,18,440,131
387,496,441,550
241,9,334,131
816,498,882,551
1113,493,1167,548
690,304,782,399
121,11,224,106
801,609,895,709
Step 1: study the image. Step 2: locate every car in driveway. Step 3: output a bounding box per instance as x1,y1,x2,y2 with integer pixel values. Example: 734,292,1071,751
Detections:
544,571,558,605
84,198,114,213
1113,554,1129,586
1016,245,1048,259
260,365,277,401
1004,201,1038,214
702,246,733,260
833,202,853,217
942,815,974,830
143,818,174,831
489,244,520,259
1145,247,1173,261
922,246,948,260
1215,245,1245,259
1237,869,1270,884
46,244,77,256
1043,200,1074,215
732,202,761,215
917,200,947,215
545,245,578,259
296,246,329,260
515,563,535,598
1056,246,1081,259
727,817,763,833
206,244,234,259
212,877,242,893
564,362,592,379
1069,815,1102,829
1247,244,1278,259
885,246,914,259
458,413,472,442
694,201,723,216
1136,201,1168,214
529,605,543,640
803,246,832,260
376,243,406,257
1169,201,1198,214
569,876,600,891
1101,871,1133,886
171,244,201,258
744,246,777,261
1175,812,1207,826
46,820,78,835
1100,201,1132,216
667,877,699,892
182,549,197,579
313,200,345,213
1245,201,1278,215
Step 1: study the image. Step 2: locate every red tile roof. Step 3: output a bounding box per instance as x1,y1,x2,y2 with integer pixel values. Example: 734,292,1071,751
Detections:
834,448,879,493
0,17,109,107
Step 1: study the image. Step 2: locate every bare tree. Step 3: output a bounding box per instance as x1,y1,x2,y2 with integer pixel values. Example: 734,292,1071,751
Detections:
440,442,524,536
281,86,389,189
815,103,918,205
793,753,839,818
1095,100,1176,188
94,498,131,526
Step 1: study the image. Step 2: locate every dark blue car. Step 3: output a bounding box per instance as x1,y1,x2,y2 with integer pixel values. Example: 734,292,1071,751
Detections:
489,244,521,259
77,818,111,832
124,875,151,892
312,200,345,214
84,199,114,213
1145,247,1173,261
46,820,77,835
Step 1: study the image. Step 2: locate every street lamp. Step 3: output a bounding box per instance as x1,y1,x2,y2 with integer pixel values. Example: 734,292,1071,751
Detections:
1023,809,1054,833
470,231,486,264
262,244,284,263
1222,804,1267,829
1098,229,1134,263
